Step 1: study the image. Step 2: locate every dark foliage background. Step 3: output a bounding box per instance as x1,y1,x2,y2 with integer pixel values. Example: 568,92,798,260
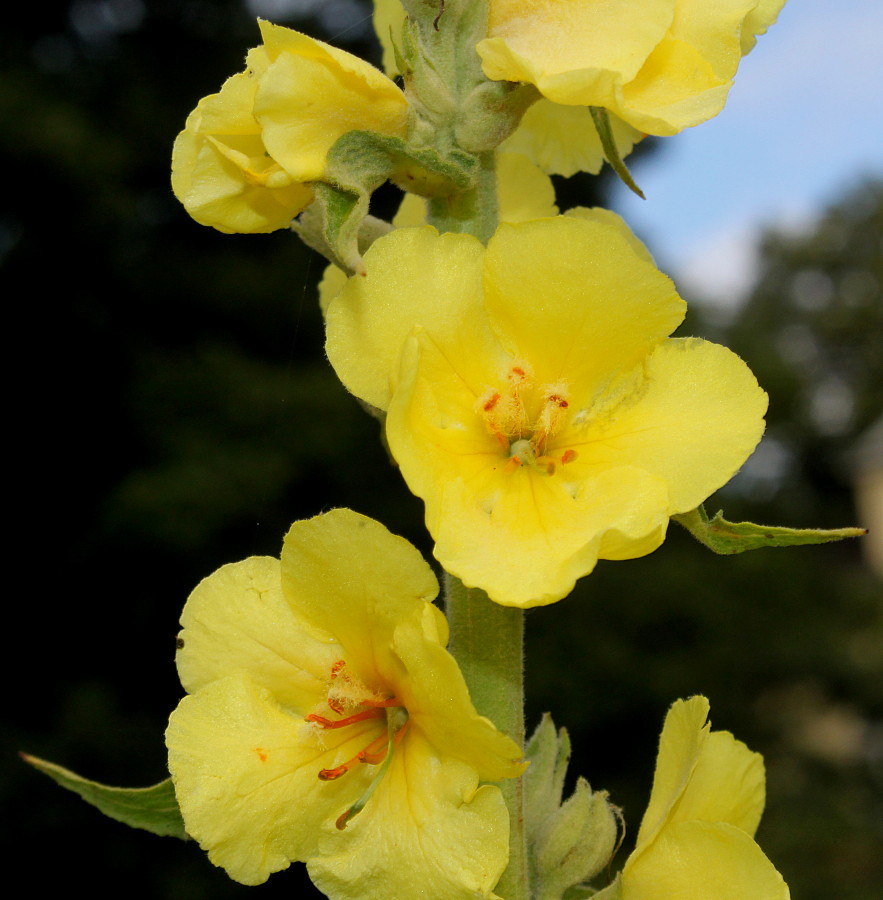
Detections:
4,3,881,898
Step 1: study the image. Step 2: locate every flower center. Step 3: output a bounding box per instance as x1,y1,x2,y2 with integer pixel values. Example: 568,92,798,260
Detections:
305,660,409,830
477,362,578,475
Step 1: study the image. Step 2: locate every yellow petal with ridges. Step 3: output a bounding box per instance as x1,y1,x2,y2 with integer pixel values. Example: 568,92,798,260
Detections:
673,730,766,836
480,0,674,99
308,729,509,900
483,218,685,390
500,100,643,177
255,21,408,182
392,609,525,780
171,65,313,233
325,227,492,411
569,338,768,515
624,820,791,900
637,696,711,848
279,509,439,683
176,556,341,710
167,673,377,885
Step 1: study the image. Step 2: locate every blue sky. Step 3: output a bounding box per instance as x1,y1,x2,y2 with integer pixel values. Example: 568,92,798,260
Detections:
608,0,883,308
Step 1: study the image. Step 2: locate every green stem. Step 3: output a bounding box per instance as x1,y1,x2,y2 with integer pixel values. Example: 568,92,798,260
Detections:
427,150,498,242
445,574,528,900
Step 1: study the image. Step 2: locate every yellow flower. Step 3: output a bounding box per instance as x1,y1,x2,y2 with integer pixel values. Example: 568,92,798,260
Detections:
325,215,767,607
171,20,408,233
477,0,787,136
166,509,523,897
594,697,790,900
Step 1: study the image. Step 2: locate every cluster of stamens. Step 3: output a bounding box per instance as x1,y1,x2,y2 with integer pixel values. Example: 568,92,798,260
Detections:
477,363,578,475
305,660,408,829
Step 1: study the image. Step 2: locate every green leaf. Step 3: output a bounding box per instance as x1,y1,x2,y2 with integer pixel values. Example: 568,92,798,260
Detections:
589,107,645,199
22,753,188,840
673,505,867,555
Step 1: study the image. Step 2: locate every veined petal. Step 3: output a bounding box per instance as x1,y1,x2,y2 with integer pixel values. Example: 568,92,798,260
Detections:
480,0,674,99
500,99,643,177
636,696,711,849
171,65,313,233
483,218,685,389
176,556,341,711
325,227,492,411
478,0,784,139
392,608,525,780
623,820,791,900
741,0,788,55
279,509,439,683
570,338,768,515
167,674,378,886
255,20,408,182
673,731,766,837
309,728,510,900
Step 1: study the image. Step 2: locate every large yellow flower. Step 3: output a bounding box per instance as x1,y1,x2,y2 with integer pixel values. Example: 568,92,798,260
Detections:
594,697,790,900
477,0,787,136
171,20,408,233
166,509,523,897
325,214,767,607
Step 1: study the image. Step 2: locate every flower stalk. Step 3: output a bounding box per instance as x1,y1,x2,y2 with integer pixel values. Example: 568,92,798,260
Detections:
445,574,528,900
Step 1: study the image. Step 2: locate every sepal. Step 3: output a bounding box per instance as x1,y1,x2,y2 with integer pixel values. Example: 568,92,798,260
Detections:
296,129,475,273
21,753,187,839
589,107,644,199
524,716,618,900
673,504,867,555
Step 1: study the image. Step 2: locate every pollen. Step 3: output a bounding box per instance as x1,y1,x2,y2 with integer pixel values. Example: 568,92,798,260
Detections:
476,365,576,475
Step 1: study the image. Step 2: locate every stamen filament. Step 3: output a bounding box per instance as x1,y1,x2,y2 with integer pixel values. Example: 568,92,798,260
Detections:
335,719,409,830
306,708,386,729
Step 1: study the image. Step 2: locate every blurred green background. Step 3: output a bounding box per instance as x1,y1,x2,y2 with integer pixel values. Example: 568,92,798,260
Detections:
4,2,881,898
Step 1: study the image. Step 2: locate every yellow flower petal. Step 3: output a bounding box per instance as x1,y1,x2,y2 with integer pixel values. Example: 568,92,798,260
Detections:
478,0,785,136
279,509,439,682
500,99,643,177
636,696,712,848
392,607,526,779
372,0,407,76
482,218,685,390
175,556,341,710
170,61,313,233
167,673,374,885
309,729,509,900
255,20,408,182
624,820,791,899
566,338,768,515
387,330,672,607
480,0,674,105
325,227,492,411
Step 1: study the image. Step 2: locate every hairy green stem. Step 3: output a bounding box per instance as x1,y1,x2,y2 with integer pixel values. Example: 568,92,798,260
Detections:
427,150,498,242
445,575,528,900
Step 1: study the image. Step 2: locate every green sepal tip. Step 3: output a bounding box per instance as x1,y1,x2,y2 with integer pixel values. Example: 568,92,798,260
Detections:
589,106,645,199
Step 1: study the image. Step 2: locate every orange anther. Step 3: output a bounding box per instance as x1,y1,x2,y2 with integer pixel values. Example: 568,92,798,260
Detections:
561,449,577,464
483,392,501,412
